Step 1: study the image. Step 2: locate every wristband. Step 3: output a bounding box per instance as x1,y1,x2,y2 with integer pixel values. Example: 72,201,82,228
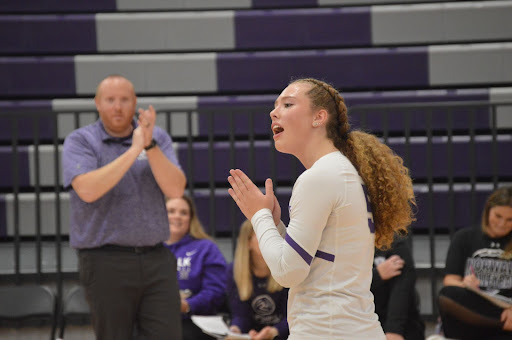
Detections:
144,139,157,151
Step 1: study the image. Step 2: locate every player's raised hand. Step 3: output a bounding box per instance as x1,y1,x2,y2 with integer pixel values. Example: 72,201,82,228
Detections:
228,169,274,221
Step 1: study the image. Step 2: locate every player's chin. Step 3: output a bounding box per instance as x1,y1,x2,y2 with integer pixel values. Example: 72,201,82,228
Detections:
273,141,286,153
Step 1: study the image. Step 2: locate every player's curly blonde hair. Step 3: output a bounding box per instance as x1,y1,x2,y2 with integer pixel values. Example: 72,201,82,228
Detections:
292,78,416,250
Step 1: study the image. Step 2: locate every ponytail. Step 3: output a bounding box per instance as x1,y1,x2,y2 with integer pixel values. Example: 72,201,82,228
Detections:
293,78,415,249
342,131,415,249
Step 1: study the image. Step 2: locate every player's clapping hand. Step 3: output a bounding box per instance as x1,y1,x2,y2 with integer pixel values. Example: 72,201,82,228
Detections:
271,194,281,227
228,169,274,221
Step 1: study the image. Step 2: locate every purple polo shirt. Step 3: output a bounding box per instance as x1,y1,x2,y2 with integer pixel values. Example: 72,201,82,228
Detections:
62,119,181,249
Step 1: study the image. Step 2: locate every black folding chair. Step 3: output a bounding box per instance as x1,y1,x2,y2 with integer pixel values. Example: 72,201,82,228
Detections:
0,285,57,340
58,285,90,339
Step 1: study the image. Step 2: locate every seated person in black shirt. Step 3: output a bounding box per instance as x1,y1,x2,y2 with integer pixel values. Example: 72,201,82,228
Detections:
372,236,425,340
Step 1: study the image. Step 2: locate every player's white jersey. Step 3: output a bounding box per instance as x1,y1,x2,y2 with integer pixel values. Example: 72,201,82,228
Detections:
251,151,385,339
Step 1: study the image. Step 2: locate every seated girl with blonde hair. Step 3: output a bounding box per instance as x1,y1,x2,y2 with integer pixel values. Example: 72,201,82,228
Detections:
227,220,289,340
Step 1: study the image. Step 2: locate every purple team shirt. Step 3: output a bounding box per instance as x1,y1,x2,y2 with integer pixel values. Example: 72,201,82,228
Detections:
62,119,181,249
165,235,227,316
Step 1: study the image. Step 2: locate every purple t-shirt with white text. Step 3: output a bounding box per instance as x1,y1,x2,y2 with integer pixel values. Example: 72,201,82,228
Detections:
165,235,227,317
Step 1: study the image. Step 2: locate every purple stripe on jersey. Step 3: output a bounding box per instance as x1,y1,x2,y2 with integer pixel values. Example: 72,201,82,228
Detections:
361,184,375,233
368,218,375,233
361,184,371,213
285,234,313,265
315,250,335,262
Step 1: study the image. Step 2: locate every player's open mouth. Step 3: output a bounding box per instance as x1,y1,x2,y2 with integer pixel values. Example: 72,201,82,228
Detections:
272,124,284,136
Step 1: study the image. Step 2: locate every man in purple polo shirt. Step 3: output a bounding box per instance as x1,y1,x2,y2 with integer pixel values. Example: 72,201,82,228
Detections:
62,75,186,340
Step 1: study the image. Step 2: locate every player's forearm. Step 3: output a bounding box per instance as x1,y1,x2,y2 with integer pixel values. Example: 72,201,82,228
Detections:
252,209,310,288
72,146,141,203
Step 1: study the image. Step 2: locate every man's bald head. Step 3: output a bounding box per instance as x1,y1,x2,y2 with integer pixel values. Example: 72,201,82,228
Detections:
95,75,136,99
94,75,138,137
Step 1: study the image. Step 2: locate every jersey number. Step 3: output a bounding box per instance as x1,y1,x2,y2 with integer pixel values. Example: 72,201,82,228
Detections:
362,184,375,233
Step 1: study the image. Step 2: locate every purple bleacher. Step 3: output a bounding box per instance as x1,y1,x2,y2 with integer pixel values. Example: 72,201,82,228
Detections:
0,87,493,143
195,104,273,138
0,0,115,13
389,137,512,179
192,189,292,235
345,89,489,107
0,101,56,142
192,190,246,235
177,137,510,186
178,140,304,185
346,89,491,132
413,187,491,230
216,47,429,92
191,186,494,233
235,7,370,50
388,136,512,179
0,146,30,189
0,57,75,97
196,89,491,137
0,0,316,13
0,15,96,54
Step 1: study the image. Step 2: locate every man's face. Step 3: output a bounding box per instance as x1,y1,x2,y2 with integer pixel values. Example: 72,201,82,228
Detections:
95,77,137,137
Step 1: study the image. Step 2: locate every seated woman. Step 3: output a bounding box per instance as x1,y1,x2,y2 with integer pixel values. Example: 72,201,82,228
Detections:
372,236,425,340
438,186,512,340
227,220,289,340
164,196,227,340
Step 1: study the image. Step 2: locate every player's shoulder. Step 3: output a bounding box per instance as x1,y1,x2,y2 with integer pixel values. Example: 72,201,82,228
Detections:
299,153,346,183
